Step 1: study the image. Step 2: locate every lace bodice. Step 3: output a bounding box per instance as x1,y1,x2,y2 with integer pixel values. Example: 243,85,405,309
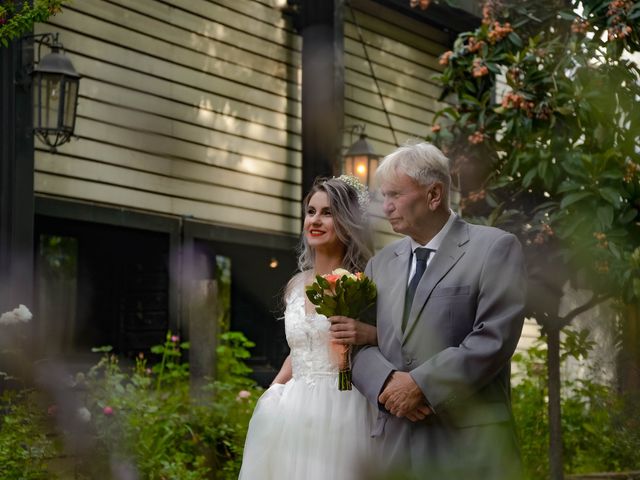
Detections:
285,284,338,384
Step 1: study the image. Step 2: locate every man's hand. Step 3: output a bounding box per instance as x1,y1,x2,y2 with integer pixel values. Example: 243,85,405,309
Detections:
378,371,431,419
405,404,433,422
328,315,377,346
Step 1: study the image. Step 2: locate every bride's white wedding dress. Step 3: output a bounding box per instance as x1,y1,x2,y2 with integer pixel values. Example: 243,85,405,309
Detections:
238,281,375,480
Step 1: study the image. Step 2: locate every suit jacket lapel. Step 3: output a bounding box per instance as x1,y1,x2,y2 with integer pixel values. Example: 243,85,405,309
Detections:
402,218,470,344
388,238,412,345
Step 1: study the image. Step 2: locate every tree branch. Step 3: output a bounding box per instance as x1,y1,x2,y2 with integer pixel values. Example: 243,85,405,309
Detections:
557,293,612,330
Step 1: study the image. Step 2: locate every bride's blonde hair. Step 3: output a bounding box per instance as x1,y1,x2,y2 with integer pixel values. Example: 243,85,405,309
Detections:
296,176,373,275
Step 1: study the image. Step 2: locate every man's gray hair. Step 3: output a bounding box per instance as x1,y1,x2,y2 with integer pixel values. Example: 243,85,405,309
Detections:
375,141,451,206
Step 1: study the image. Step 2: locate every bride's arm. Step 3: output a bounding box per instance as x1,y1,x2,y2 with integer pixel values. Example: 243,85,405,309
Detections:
270,355,292,385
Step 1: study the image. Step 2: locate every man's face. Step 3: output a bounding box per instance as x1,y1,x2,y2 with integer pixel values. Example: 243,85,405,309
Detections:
380,173,432,240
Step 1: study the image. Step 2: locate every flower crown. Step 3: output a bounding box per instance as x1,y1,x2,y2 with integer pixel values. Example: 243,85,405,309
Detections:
334,174,369,216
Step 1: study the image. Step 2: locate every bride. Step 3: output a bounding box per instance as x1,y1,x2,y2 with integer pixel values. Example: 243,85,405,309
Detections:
239,176,377,480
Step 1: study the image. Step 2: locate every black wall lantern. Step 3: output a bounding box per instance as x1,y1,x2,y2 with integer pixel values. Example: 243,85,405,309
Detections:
30,33,80,151
343,125,380,187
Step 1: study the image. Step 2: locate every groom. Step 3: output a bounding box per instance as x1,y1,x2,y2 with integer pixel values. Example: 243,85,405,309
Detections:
349,142,526,479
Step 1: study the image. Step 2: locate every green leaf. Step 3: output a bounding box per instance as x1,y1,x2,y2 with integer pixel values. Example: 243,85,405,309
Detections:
508,32,523,48
560,191,593,210
522,167,537,187
557,10,577,20
316,276,330,289
557,181,580,193
555,105,573,115
596,206,614,229
599,187,621,207
561,160,588,179
91,345,113,353
619,208,638,224
609,241,621,260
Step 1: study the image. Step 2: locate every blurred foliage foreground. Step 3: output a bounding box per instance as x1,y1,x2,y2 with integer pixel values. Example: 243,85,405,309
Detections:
2,329,639,478
0,331,262,480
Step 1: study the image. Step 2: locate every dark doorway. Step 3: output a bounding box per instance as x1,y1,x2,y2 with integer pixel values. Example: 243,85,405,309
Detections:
202,239,296,381
34,209,297,385
34,215,171,359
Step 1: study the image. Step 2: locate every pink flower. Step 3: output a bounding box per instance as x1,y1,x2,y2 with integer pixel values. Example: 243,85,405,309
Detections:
170,335,179,343
236,390,251,401
103,406,114,416
324,274,340,288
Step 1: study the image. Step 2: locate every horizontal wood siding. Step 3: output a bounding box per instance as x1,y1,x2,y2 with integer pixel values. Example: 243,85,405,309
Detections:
344,1,451,248
35,0,302,234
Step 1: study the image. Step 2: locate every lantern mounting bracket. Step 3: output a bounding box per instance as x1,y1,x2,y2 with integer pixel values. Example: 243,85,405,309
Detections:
15,33,62,88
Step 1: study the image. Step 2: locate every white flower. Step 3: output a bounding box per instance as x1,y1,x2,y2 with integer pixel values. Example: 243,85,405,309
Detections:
0,304,32,326
332,268,357,280
76,407,92,423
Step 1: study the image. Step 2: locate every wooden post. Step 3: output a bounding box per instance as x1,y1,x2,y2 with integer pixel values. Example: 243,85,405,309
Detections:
0,37,35,314
298,0,345,197
188,279,218,403
619,303,640,395
181,226,219,403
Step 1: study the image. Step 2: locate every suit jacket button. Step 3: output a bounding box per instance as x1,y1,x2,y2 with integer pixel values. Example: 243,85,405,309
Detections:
405,358,412,366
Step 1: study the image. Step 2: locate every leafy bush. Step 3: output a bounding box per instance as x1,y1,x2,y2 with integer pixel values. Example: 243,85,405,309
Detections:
0,389,56,480
79,331,261,479
513,329,640,479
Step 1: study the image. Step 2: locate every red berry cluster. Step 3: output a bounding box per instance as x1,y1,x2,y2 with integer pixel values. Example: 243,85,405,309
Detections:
607,0,634,40
472,58,489,77
571,18,590,34
409,0,431,10
467,131,485,144
439,50,453,66
488,22,513,44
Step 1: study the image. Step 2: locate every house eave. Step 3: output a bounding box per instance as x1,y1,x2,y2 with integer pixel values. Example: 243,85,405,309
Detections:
372,0,481,37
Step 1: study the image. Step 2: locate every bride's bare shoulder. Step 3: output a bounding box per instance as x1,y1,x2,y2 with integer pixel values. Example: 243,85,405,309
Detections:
285,270,312,298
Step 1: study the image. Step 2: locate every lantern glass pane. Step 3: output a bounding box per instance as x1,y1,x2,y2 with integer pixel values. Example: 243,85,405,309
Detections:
352,155,368,185
344,156,354,176
369,157,379,189
44,74,62,130
63,79,78,130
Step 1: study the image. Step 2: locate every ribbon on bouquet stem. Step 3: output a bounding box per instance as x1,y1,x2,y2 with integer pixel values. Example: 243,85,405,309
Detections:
331,343,352,391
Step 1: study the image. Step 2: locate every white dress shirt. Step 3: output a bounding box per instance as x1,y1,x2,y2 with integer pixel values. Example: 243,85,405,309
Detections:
407,211,456,285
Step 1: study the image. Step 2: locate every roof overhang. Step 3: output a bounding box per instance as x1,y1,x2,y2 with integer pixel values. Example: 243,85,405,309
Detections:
372,0,481,37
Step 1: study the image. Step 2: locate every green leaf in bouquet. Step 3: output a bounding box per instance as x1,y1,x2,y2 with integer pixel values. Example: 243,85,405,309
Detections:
317,305,335,317
323,295,337,309
316,275,331,290
306,287,321,305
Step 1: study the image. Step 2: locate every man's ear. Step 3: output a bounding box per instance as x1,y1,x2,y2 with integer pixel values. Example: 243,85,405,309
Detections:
427,182,444,210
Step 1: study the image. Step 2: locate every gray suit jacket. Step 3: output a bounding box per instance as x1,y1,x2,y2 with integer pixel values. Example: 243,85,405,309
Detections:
352,217,526,479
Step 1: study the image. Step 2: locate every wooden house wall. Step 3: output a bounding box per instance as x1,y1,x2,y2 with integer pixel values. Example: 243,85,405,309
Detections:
35,0,302,235
35,0,455,243
344,1,451,248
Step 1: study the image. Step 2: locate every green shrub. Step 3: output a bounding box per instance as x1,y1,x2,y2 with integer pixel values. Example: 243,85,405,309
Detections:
0,389,56,480
513,330,640,479
80,331,261,479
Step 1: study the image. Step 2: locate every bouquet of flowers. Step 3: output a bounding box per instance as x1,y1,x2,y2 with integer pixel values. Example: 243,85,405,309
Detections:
305,268,377,390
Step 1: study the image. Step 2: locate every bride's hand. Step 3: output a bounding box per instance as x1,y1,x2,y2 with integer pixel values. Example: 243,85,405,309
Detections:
328,316,377,346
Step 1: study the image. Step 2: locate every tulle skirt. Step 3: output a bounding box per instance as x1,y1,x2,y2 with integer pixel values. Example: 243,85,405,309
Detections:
239,374,375,480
